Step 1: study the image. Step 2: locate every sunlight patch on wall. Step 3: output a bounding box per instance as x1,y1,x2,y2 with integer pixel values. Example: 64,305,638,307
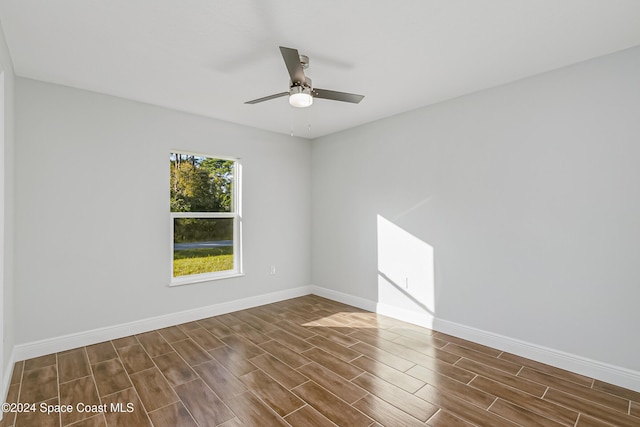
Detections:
377,215,435,316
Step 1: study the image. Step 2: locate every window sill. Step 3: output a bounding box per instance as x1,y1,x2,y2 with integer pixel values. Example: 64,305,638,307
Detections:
169,272,244,287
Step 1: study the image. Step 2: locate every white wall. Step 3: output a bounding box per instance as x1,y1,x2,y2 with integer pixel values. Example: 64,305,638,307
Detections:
0,19,14,408
312,46,640,373
15,78,311,344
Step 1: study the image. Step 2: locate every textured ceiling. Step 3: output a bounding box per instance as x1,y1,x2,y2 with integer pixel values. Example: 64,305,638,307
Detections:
1,0,640,139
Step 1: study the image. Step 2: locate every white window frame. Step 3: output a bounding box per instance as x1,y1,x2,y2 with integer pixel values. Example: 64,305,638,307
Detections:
169,152,242,286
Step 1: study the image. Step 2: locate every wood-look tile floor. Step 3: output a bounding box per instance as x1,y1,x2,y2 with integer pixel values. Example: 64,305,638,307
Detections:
2,295,640,427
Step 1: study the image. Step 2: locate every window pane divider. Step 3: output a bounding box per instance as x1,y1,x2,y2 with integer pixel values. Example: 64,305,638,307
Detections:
170,212,235,218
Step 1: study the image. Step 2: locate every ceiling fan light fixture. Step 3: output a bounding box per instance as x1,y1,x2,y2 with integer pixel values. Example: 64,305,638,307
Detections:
289,85,313,108
244,46,364,107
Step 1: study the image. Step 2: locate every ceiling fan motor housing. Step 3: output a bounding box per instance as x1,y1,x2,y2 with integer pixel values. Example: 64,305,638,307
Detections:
291,76,312,89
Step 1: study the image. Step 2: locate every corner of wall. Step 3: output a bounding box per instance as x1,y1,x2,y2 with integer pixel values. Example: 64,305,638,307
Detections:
0,17,17,408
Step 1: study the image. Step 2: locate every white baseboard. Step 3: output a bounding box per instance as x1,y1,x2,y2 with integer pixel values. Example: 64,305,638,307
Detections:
309,285,377,312
8,284,640,394
433,318,640,393
13,286,312,362
310,285,640,392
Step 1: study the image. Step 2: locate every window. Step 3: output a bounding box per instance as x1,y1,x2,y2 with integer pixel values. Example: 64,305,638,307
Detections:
170,152,242,285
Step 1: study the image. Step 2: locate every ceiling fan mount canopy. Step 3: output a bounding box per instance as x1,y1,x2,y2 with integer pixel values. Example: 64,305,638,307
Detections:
298,54,309,71
245,46,364,108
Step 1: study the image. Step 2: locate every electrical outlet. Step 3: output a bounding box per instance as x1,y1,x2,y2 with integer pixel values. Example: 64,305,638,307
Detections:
270,265,276,275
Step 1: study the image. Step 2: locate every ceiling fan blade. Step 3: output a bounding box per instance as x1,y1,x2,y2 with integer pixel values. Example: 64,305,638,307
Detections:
279,46,306,85
245,92,288,104
313,88,364,104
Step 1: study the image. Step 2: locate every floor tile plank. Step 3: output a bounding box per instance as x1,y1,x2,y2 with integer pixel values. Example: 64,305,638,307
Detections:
91,359,131,397
10,360,24,385
15,397,60,427
111,336,138,349
239,369,305,416
297,362,368,404
157,326,189,343
185,327,226,351
592,379,640,403
415,384,516,427
391,335,461,364
519,366,629,412
470,376,578,425
192,359,247,400
173,379,235,427
499,352,594,387
59,376,100,425
129,367,179,412
58,349,90,384
348,341,415,372
456,357,546,397
433,332,502,356
302,347,363,380
442,343,521,375
209,345,259,376
426,409,475,427
229,322,273,344
232,311,280,334
544,388,640,427
249,353,308,389
171,338,213,366
136,331,173,358
392,327,446,346
488,398,566,427
24,353,56,371
576,413,624,427
284,405,337,427
20,364,58,403
67,414,107,427
85,342,117,364
273,319,317,340
308,326,359,346
292,381,373,427
350,355,425,393
147,402,197,427
259,339,312,368
353,393,425,426
267,329,315,353
220,334,265,358
224,391,290,426
306,335,361,362
197,317,234,338
152,351,199,387
100,388,151,427
352,372,438,421
117,344,154,374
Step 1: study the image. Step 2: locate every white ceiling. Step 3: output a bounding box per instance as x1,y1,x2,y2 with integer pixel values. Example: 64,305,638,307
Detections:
1,0,640,139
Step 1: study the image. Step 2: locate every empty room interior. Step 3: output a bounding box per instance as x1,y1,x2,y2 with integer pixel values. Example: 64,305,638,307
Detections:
1,1,640,426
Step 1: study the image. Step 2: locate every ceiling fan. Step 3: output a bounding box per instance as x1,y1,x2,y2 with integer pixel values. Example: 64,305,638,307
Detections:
245,46,364,108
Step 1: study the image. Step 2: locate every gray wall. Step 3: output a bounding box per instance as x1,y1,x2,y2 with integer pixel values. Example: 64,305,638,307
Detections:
0,19,15,402
311,46,640,371
14,78,311,344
